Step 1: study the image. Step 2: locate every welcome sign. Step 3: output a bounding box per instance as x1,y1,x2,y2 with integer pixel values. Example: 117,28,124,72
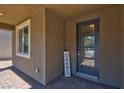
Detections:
64,51,71,77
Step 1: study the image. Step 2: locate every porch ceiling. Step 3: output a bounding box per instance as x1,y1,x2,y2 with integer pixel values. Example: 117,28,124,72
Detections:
0,4,116,26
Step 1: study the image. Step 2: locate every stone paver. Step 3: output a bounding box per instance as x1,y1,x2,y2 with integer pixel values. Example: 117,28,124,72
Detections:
0,60,44,89
0,60,116,89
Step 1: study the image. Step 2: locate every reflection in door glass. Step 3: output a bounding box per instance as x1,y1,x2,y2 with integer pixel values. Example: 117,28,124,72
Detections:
84,36,95,59
80,24,95,68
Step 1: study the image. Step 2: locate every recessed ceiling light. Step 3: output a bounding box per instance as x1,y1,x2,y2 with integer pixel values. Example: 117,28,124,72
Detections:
0,13,3,16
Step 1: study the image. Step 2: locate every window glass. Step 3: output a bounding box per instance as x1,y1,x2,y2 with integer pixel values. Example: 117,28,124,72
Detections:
18,26,28,54
19,29,23,53
23,26,28,53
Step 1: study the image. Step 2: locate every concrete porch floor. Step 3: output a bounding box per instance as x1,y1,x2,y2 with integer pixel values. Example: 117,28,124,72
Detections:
0,60,115,89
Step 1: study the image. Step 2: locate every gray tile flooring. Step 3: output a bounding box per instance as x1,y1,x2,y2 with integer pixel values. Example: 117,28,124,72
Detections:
0,60,116,89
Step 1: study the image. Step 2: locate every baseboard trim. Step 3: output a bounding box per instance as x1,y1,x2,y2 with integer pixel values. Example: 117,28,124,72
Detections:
75,72,100,83
0,57,12,61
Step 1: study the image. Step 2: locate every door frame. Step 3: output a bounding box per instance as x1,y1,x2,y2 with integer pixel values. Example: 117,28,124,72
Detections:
76,18,100,78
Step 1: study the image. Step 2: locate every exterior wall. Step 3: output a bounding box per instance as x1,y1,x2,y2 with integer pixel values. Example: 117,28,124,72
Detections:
121,5,124,88
46,10,65,84
12,8,46,85
66,6,121,88
12,7,65,85
12,8,65,85
0,29,12,59
0,23,14,30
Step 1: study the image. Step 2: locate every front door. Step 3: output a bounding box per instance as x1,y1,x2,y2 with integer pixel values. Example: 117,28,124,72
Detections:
77,18,99,77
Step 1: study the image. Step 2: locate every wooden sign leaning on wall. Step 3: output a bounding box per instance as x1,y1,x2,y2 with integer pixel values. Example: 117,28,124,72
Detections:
64,50,71,77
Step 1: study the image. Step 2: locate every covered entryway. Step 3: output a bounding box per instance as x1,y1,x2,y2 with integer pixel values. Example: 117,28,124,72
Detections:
0,4,123,89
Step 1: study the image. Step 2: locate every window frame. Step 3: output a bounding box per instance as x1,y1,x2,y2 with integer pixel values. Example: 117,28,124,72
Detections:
16,19,31,59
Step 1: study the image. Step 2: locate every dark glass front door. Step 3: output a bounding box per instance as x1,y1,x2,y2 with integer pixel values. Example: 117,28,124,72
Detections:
77,18,99,77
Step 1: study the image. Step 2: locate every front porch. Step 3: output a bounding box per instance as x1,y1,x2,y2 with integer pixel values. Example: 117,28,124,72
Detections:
0,4,124,88
0,60,115,89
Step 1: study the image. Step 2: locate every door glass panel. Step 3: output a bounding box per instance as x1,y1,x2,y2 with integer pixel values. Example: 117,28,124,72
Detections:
84,36,94,58
80,24,95,68
81,36,95,67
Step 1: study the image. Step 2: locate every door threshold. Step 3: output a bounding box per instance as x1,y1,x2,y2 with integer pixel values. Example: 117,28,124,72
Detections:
75,72,100,83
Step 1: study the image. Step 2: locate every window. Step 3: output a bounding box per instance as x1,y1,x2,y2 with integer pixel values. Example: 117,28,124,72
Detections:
16,19,31,58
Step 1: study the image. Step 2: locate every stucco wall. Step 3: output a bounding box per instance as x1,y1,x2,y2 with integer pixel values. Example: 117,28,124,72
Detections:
12,5,123,88
46,10,65,84
66,6,121,88
121,5,124,88
12,8,46,85
12,8,65,85
0,29,12,59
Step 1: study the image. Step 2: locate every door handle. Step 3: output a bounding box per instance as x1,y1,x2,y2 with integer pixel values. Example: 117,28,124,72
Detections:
77,51,80,56
78,53,80,56
77,51,81,61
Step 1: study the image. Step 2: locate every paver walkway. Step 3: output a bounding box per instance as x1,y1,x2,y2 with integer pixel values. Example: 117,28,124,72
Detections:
0,60,116,89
